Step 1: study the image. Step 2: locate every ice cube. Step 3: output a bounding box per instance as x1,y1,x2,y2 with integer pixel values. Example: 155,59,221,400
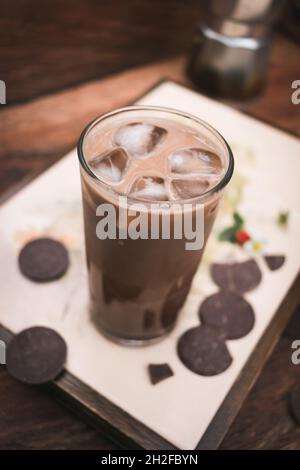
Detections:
171,178,210,199
89,148,128,183
114,122,167,157
129,176,169,201
169,148,222,176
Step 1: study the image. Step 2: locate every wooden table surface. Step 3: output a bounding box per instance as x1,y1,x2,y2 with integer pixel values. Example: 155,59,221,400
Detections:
1,33,300,450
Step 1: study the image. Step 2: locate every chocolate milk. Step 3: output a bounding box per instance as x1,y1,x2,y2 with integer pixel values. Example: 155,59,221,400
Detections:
78,107,233,344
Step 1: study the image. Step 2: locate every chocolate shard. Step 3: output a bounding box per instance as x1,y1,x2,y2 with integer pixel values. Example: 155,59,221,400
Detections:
289,383,300,424
18,238,69,282
177,326,232,376
264,255,285,271
6,327,67,385
211,259,262,294
148,363,174,385
199,290,255,340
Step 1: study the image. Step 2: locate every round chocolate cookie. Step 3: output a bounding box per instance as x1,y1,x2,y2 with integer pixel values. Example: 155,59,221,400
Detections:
199,290,255,340
289,383,300,424
211,259,262,294
177,326,232,376
18,238,69,282
6,326,67,385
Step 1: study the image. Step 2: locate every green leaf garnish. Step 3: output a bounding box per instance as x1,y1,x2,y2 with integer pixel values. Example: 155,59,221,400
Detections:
218,212,245,243
277,211,289,227
218,226,237,243
233,212,244,228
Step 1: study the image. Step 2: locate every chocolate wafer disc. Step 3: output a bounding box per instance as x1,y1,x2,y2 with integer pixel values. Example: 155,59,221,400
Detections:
289,383,300,424
177,326,232,376
211,259,262,294
199,291,255,339
6,327,67,385
148,363,174,385
264,255,285,271
18,238,69,282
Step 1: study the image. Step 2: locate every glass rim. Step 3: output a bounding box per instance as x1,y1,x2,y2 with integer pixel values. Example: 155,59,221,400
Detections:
77,105,234,205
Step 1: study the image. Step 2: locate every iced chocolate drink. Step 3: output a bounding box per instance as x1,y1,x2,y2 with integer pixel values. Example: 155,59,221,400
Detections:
78,107,233,345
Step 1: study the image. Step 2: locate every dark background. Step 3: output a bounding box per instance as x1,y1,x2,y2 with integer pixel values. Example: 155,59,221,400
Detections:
0,0,204,104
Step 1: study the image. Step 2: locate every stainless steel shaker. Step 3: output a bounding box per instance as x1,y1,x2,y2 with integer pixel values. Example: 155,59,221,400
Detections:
188,0,285,99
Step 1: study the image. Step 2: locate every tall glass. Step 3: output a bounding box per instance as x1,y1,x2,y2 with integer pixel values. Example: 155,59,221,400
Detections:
77,106,234,345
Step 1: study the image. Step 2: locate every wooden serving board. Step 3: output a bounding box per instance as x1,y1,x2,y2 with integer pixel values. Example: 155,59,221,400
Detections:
0,81,300,450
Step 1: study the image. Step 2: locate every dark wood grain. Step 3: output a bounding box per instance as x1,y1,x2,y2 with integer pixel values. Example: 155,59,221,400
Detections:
0,352,118,450
221,321,300,450
0,57,185,197
0,369,116,450
0,28,300,450
0,0,203,104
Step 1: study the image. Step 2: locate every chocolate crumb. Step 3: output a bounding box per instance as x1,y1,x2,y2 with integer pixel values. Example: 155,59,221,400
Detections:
148,363,174,385
264,255,285,271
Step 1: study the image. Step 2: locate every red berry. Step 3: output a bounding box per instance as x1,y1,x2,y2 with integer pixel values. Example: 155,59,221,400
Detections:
235,230,250,245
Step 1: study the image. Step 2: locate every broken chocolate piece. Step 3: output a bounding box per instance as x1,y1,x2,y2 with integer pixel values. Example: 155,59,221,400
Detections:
264,255,285,271
177,326,232,376
148,363,174,385
18,238,69,282
211,259,262,294
6,327,67,385
199,290,255,339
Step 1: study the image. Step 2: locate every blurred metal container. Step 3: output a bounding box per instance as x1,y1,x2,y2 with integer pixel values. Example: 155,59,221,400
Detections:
188,0,285,100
